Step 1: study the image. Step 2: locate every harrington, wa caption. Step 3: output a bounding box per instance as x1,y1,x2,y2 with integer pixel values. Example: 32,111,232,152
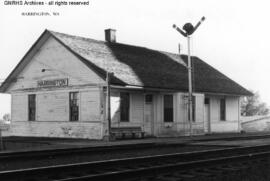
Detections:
3,1,90,16
3,0,90,6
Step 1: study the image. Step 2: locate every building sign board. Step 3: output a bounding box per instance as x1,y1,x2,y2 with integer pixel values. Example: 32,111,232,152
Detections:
37,78,68,88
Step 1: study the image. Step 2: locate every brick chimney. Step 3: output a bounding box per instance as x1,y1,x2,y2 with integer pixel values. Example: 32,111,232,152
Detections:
105,29,116,43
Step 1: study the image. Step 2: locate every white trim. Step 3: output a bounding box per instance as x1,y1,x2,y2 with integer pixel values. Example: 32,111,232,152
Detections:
10,84,102,94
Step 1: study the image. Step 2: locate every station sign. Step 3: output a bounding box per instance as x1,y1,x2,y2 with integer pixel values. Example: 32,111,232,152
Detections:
37,78,69,88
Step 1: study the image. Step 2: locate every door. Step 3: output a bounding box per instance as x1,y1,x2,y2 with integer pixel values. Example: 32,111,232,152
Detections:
164,95,174,122
204,98,210,133
145,94,154,135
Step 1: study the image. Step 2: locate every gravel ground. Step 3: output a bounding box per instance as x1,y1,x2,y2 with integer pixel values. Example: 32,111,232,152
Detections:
193,158,270,181
138,156,270,181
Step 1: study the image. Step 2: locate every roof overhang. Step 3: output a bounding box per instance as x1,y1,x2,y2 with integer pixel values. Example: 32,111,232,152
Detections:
110,84,252,96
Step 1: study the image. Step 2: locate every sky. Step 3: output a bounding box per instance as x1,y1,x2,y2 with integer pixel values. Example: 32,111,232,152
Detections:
0,0,270,118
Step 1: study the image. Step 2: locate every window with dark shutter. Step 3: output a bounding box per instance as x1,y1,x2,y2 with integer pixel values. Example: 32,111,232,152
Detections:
220,98,226,121
120,92,130,122
145,94,153,104
164,95,174,122
204,98,210,104
70,92,79,121
28,94,36,121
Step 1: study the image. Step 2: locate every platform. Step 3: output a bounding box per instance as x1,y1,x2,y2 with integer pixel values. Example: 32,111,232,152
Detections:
1,132,270,152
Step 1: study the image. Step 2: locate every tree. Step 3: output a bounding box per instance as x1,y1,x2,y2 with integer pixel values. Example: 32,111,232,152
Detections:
241,90,269,116
2,113,11,122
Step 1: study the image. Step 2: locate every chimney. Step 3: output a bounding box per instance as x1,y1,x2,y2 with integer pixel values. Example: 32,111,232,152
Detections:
105,29,116,43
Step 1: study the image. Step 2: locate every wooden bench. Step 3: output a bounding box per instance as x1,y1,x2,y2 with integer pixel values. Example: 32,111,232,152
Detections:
111,127,145,139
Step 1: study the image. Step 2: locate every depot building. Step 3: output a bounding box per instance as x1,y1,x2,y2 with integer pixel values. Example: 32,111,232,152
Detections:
0,29,252,139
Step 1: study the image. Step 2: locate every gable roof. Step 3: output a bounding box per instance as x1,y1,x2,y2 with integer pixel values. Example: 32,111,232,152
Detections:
0,30,252,96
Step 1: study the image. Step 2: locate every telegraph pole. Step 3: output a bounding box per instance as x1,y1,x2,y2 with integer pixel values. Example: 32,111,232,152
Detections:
187,36,193,136
173,16,205,136
106,71,112,141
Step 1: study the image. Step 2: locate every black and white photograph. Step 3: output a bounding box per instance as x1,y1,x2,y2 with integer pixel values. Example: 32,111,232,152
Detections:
0,0,270,180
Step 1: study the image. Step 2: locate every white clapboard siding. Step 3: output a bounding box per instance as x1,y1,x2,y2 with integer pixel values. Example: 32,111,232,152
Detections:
37,92,69,121
131,93,144,123
9,121,103,139
209,96,240,133
210,96,220,122
11,94,28,122
80,89,100,122
8,37,104,92
226,97,239,121
194,93,204,123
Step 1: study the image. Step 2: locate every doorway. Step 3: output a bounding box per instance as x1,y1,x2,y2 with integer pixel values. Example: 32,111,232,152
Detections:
204,98,211,133
164,95,174,122
145,94,154,135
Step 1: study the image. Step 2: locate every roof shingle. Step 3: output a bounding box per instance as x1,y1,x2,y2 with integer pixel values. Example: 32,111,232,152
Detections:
0,29,251,96
50,30,251,96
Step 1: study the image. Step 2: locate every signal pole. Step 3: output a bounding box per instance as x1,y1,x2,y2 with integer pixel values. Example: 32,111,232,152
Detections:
173,17,205,136
187,35,193,136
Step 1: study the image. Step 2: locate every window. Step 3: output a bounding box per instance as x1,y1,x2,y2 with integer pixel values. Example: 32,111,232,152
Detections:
204,98,210,104
145,94,153,104
188,96,196,122
70,92,79,121
28,94,36,121
220,98,226,121
120,92,130,122
164,95,174,122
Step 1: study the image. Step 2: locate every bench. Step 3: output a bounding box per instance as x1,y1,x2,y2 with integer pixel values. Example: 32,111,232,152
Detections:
110,127,145,139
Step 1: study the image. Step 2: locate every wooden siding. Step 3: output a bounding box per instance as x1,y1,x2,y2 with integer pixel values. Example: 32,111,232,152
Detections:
210,97,220,122
37,92,69,121
8,121,103,139
80,89,100,122
10,87,102,139
110,91,144,128
226,96,239,121
12,88,101,122
194,94,204,123
11,94,28,122
209,96,240,133
154,93,205,136
8,37,104,92
131,94,144,123
7,36,105,139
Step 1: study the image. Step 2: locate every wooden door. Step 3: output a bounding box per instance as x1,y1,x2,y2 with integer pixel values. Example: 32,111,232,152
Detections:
145,94,154,135
204,98,210,133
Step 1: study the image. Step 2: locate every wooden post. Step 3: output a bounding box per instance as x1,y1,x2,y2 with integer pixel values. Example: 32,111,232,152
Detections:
106,72,112,141
187,36,193,137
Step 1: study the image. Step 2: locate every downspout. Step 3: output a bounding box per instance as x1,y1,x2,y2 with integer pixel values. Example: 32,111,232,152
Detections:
238,97,241,132
106,72,112,140
142,92,145,133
